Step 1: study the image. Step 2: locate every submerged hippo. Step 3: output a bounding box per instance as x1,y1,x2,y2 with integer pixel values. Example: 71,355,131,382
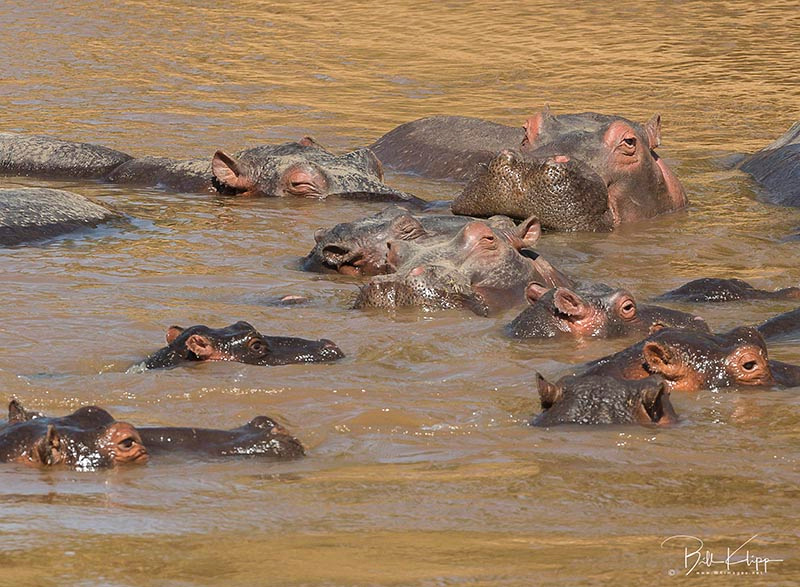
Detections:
531,374,678,426
505,282,709,339
578,326,800,392
756,307,800,342
0,401,148,469
450,109,687,229
738,121,800,207
654,278,800,303
0,187,119,246
353,216,571,315
138,416,305,459
303,205,532,277
0,132,132,178
134,321,344,370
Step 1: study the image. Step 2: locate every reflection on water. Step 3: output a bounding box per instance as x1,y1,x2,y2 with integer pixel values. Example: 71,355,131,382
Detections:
1,1,799,585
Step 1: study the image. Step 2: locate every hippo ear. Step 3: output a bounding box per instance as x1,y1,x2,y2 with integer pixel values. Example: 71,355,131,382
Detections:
313,227,328,244
298,136,323,148
536,372,562,410
212,151,254,190
522,105,554,148
390,215,427,241
515,216,541,248
185,334,216,359
640,378,666,410
339,148,384,181
642,341,680,376
8,398,31,423
525,282,551,305
165,326,184,344
553,288,590,319
33,425,62,466
644,114,662,150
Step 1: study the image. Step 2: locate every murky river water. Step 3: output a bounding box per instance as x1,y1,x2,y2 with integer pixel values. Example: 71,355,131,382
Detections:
1,1,799,585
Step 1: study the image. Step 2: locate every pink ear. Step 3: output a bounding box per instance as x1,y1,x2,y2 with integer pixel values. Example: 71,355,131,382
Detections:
298,136,322,148
516,216,541,247
644,114,662,149
165,326,184,344
525,282,551,305
185,334,216,359
553,288,588,318
522,106,553,148
211,151,252,189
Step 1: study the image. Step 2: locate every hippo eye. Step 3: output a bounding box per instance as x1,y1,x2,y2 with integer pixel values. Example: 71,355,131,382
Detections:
619,298,637,320
742,360,758,371
248,339,266,353
119,437,135,450
623,137,636,148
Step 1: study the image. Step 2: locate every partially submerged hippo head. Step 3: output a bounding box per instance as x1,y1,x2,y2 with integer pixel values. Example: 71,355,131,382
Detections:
582,326,800,392
531,374,678,426
654,278,800,303
452,109,687,229
211,138,425,206
302,206,476,276
0,401,148,469
138,321,344,370
506,281,709,339
139,415,305,459
354,216,571,315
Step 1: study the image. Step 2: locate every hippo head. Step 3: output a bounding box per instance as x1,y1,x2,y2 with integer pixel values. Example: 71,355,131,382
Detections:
224,415,306,459
210,138,421,204
303,207,432,276
354,216,570,315
141,321,344,369
532,374,678,426
1,403,148,468
452,108,686,228
506,282,709,339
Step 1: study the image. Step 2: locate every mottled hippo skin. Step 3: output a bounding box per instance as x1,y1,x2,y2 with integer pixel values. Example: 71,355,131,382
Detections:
135,321,344,370
738,121,800,207
579,327,800,392
0,188,119,246
655,278,800,303
531,374,677,426
303,205,519,276
354,217,571,316
0,133,131,178
757,308,800,342
505,282,709,339
451,109,687,229
0,401,148,469
139,416,305,459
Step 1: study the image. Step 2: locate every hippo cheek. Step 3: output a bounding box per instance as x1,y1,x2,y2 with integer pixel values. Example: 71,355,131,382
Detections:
279,163,329,197
653,152,687,210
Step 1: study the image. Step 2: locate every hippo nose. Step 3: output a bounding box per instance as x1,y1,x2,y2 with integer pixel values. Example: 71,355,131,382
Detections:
549,155,571,164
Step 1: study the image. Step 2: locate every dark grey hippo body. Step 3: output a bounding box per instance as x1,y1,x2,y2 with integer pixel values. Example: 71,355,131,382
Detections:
757,307,800,342
451,109,686,229
531,374,677,427
0,188,119,246
0,132,132,179
353,216,571,316
369,116,525,181
303,205,514,276
739,121,800,207
505,281,709,339
138,416,305,459
107,156,213,193
654,278,800,303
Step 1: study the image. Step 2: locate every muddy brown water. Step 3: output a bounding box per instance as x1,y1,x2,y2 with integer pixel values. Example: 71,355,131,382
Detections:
1,2,799,585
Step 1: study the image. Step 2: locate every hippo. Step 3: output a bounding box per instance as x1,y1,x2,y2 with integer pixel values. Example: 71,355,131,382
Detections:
133,321,344,371
0,132,132,178
531,374,678,426
738,121,800,207
450,109,687,229
302,205,529,277
107,156,213,193
138,416,305,459
505,282,709,339
0,401,148,469
756,307,800,342
654,278,800,303
578,326,800,392
353,216,571,315
0,187,120,246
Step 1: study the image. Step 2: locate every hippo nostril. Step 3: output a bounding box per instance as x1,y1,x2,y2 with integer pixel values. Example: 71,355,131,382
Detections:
550,155,571,164
410,266,426,277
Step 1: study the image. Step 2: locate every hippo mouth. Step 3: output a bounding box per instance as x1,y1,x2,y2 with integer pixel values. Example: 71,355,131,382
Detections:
639,381,678,426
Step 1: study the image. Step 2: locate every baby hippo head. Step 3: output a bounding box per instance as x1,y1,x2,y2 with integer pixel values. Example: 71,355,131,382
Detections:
531,374,678,426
